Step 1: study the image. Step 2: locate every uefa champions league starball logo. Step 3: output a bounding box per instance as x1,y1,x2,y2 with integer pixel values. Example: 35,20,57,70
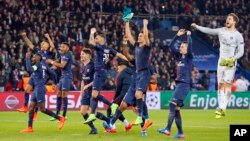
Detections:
146,93,159,108
4,95,19,109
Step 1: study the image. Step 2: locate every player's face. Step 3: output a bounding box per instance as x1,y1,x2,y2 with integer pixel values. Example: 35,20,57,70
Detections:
60,44,68,54
226,16,235,28
40,41,49,51
137,33,145,44
95,35,105,45
31,54,40,64
80,51,90,62
179,43,187,54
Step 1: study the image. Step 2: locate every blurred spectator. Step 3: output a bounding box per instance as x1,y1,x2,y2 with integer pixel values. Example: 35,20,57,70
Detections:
235,75,250,92
0,70,7,92
201,70,210,90
209,72,216,92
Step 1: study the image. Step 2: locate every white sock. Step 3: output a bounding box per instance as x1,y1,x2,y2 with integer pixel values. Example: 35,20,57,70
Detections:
112,124,116,129
123,119,129,127
222,87,231,110
217,89,224,110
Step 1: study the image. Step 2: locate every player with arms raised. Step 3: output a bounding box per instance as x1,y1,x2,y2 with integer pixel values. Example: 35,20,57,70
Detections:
191,13,244,118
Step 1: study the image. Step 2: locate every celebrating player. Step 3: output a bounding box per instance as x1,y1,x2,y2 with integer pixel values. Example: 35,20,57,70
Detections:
47,42,73,119
20,52,65,133
191,13,244,118
157,29,193,139
83,28,128,124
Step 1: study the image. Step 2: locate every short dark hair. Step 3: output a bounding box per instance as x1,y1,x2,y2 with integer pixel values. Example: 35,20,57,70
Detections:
227,13,239,25
82,48,92,56
62,42,70,48
94,31,106,39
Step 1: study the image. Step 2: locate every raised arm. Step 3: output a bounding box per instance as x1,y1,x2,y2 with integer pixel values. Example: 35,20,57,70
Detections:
191,23,219,35
25,52,36,72
116,53,129,62
234,34,244,59
186,31,193,57
169,29,186,56
125,22,135,46
89,28,96,46
45,33,56,53
46,54,69,69
21,32,35,50
122,36,134,61
143,19,150,46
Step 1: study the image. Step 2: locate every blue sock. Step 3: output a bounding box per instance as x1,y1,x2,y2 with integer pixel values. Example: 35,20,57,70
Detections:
118,114,125,122
43,109,60,119
107,107,111,118
96,112,109,123
90,98,97,113
136,98,143,117
166,103,176,130
96,95,111,106
56,97,62,115
83,114,96,130
24,93,29,107
28,110,34,127
143,101,149,119
62,97,68,117
175,110,183,134
111,109,122,125
141,117,146,128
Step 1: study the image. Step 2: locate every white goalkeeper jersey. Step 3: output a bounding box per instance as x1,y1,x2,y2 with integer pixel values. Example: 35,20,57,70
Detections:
196,26,244,60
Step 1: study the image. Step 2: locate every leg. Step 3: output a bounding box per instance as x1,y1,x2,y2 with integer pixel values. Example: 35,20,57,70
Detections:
80,105,97,134
174,107,185,138
62,91,68,117
20,101,36,133
17,84,33,112
56,91,62,115
133,90,144,125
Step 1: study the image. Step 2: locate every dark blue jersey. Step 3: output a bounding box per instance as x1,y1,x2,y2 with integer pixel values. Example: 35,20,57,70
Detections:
135,42,151,71
94,44,117,70
60,51,72,76
26,59,56,86
33,47,54,61
169,35,193,84
81,61,95,93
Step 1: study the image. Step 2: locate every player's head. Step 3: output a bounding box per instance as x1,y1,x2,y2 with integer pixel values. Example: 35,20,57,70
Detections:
81,48,92,62
32,53,42,64
226,13,239,28
117,58,128,72
179,41,188,55
40,39,50,51
137,31,146,44
94,31,106,45
60,42,70,54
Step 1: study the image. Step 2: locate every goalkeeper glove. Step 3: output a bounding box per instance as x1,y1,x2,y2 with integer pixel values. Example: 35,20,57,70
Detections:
219,58,228,66
227,57,235,67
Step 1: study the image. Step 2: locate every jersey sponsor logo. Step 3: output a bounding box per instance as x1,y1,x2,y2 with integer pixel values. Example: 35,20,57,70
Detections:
4,95,19,109
177,62,185,67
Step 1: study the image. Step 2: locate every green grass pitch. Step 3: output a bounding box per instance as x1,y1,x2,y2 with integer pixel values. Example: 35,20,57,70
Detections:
0,109,249,141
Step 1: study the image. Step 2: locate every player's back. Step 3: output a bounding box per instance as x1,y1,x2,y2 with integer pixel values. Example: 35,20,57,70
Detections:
218,27,243,59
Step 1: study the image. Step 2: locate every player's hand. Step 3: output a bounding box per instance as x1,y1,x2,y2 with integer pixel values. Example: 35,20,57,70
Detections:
143,19,148,25
177,29,186,36
44,33,50,39
187,31,191,35
227,57,235,67
219,58,228,67
25,52,31,59
21,32,27,38
46,59,54,64
191,23,198,29
90,28,96,34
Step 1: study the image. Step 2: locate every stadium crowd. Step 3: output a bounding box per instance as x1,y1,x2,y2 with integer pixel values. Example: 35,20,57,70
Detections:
0,0,249,92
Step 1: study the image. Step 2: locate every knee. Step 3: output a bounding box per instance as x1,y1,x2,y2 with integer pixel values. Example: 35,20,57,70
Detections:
39,106,46,112
120,102,127,111
28,106,35,112
91,91,98,99
135,91,143,99
80,110,88,116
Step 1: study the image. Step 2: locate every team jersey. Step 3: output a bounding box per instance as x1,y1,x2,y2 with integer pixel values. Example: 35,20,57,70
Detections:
81,61,95,93
32,47,54,61
94,44,117,70
169,35,193,84
135,42,151,71
196,26,244,59
26,59,56,87
60,51,72,76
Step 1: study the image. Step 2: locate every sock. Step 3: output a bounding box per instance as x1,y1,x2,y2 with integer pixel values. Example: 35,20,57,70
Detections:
166,103,176,130
118,114,125,122
96,112,109,123
34,106,39,112
141,117,145,128
56,97,62,115
62,97,68,117
42,109,60,120
222,87,231,110
143,101,149,120
28,110,34,127
123,119,129,127
107,107,111,118
111,109,122,125
96,95,111,106
24,93,29,107
175,110,183,134
217,89,224,110
83,114,96,130
90,98,97,113
136,98,143,117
